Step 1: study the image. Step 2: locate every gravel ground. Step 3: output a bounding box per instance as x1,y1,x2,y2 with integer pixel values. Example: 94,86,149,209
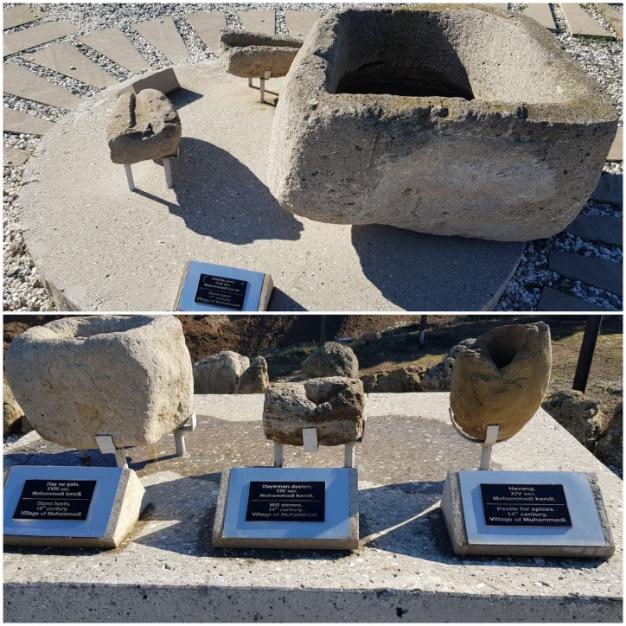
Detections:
2,2,623,312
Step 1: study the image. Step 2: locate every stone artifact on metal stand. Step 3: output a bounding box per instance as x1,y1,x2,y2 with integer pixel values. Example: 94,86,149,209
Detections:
268,5,618,241
106,88,182,191
3,315,196,548
213,377,364,549
441,322,615,558
220,31,302,104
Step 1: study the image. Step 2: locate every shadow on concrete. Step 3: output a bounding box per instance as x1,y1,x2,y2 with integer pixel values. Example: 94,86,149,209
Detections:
169,87,204,110
351,224,523,311
268,287,307,311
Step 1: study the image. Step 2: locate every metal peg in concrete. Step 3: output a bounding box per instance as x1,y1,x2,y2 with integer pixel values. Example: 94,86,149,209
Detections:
344,443,355,468
273,442,284,468
123,164,135,191
174,413,197,458
479,424,500,471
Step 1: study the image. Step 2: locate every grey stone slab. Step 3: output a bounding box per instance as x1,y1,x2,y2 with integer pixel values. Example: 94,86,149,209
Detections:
3,21,79,56
591,172,623,206
549,250,622,295
25,42,118,88
119,67,180,96
3,393,622,622
3,63,81,109
239,9,275,35
522,4,557,31
78,28,150,74
561,3,614,38
608,127,623,161
538,286,606,311
284,10,321,39
597,4,623,39
17,62,523,312
187,12,226,52
4,146,30,167
566,213,623,246
3,107,54,136
134,17,188,64
3,5,46,30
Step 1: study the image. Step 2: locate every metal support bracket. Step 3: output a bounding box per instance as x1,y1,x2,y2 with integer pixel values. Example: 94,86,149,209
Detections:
94,434,128,468
344,442,356,468
479,424,500,471
174,413,197,458
248,71,277,105
123,164,135,191
302,428,319,452
273,442,284,468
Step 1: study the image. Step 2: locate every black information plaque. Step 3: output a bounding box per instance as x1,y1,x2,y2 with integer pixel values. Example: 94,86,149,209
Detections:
194,274,248,310
246,481,325,522
13,479,97,521
481,483,572,527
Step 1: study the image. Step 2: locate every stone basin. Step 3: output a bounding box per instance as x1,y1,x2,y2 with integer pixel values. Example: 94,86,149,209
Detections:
268,5,618,242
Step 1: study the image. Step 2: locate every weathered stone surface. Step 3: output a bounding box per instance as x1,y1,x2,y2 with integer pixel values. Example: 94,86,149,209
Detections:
220,31,302,78
234,356,269,394
450,322,552,441
106,89,181,165
542,388,611,450
596,402,623,469
193,351,250,394
361,366,424,392
3,377,25,436
268,6,617,242
4,315,193,449
421,338,477,391
302,341,359,378
263,377,365,445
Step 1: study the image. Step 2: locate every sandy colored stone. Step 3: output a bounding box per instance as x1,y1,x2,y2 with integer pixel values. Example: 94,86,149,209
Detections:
450,322,552,441
361,366,424,392
220,31,302,78
268,6,617,242
596,402,623,469
302,341,359,378
3,377,24,435
234,356,269,394
4,315,193,450
263,377,365,446
106,89,181,164
193,351,250,394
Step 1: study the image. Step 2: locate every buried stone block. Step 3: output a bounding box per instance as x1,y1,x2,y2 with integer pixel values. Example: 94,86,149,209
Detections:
268,6,617,242
263,377,365,446
4,315,193,450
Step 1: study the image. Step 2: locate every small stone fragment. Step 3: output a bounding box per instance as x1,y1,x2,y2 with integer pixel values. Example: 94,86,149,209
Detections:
302,341,359,378
235,356,270,394
193,351,250,394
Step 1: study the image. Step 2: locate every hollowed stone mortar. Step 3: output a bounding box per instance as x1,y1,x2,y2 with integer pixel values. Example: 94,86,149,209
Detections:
450,322,552,441
263,377,365,446
4,315,193,450
268,5,617,242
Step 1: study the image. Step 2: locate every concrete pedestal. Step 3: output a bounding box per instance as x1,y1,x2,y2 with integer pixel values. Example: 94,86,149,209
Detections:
4,393,622,622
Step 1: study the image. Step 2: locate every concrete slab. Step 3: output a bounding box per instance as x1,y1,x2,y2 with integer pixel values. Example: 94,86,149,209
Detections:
3,393,622,622
4,62,81,109
187,12,226,53
608,127,623,161
591,172,623,206
239,9,275,35
561,3,614,38
284,10,321,39
522,4,557,31
566,213,623,246
3,21,79,56
134,17,188,64
25,42,118,88
3,5,46,30
17,62,523,312
3,107,55,136
78,28,150,74
538,286,606,311
549,250,622,295
4,146,30,167
597,4,623,39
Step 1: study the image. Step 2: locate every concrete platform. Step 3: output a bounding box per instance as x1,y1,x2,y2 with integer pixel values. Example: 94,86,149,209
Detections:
18,62,523,312
4,393,622,622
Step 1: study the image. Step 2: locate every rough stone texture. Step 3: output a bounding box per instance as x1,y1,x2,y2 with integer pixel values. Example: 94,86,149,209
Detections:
106,89,181,165
3,394,622,622
361,366,424,392
234,356,269,394
421,338,477,391
263,377,365,445
450,322,552,441
302,341,359,378
3,377,25,436
4,315,193,450
596,402,623,469
220,31,302,78
268,6,617,242
192,351,250,394
542,388,612,451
